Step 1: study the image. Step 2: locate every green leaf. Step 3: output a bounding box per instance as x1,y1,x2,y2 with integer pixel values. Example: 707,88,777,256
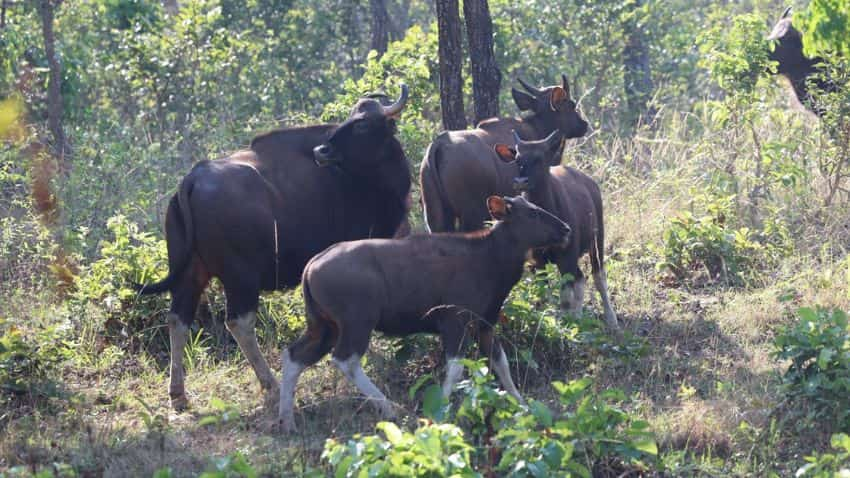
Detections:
632,436,658,456
530,400,553,427
422,384,448,422
819,348,836,369
377,422,403,445
832,433,850,453
409,373,434,400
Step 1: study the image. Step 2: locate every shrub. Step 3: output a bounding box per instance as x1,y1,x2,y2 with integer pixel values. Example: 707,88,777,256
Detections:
796,433,850,477
69,215,170,357
0,319,66,412
495,378,657,477
323,421,478,478
773,307,850,430
657,193,771,286
325,362,658,477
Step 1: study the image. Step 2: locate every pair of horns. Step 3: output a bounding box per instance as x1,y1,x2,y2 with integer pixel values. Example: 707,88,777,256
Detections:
516,74,570,98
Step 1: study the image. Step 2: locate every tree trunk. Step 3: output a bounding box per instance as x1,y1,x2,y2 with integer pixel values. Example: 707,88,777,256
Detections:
162,0,179,15
435,0,465,130
388,0,410,40
1,0,7,29
37,0,71,166
369,0,389,56
622,0,654,130
463,0,500,124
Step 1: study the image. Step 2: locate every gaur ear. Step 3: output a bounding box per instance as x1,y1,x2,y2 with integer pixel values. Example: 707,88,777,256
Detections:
494,144,517,163
550,87,568,111
487,196,510,220
511,88,536,111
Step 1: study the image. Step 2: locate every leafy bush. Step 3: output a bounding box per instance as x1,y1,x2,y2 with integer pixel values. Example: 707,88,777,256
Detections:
0,319,66,412
697,11,775,95
657,193,770,286
796,0,850,59
326,362,657,477
69,215,170,357
773,307,850,430
501,265,644,374
323,421,478,478
494,378,657,477
796,433,850,477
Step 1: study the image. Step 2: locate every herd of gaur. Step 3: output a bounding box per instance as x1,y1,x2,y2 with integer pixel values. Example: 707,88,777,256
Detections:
134,8,833,432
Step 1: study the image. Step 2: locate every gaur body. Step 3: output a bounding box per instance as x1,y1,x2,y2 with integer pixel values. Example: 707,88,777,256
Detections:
278,195,571,432
135,86,412,410
420,75,589,232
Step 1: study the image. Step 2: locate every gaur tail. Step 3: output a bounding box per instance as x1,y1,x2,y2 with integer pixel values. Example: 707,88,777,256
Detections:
133,176,196,295
590,186,605,274
420,140,455,233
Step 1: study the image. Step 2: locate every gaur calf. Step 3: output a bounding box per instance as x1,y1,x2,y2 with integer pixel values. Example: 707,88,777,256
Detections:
495,131,621,337
278,195,571,432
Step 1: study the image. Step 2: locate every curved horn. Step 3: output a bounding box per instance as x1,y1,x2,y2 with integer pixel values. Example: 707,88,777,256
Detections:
781,6,792,19
517,77,543,96
543,129,561,147
382,84,409,117
512,129,524,146
561,74,571,99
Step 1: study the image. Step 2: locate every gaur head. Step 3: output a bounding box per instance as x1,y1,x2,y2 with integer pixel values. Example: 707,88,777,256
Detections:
487,195,571,247
494,130,562,193
511,74,589,140
767,7,807,75
313,84,409,168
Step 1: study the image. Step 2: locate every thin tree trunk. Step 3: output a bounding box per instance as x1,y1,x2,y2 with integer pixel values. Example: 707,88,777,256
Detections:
388,0,410,40
463,0,500,124
435,0,465,130
37,0,71,167
162,0,179,15
622,0,654,130
1,0,7,29
369,0,389,56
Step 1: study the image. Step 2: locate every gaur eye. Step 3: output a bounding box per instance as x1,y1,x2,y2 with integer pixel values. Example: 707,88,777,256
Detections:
353,121,370,135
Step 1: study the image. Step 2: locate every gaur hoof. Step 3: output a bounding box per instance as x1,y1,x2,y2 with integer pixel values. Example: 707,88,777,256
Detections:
171,394,189,411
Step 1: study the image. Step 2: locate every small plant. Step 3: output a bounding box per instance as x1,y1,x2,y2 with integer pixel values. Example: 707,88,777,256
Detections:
495,378,657,477
199,451,258,478
198,397,240,427
773,307,850,430
69,215,170,357
323,421,479,478
0,319,65,411
796,433,850,477
657,193,767,285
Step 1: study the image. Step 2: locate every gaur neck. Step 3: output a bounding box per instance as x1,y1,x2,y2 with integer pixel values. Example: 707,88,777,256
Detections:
486,221,544,265
521,179,557,216
522,114,559,141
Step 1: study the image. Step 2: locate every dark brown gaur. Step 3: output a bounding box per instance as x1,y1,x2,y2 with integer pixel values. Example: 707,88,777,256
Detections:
277,195,571,432
495,131,622,338
419,75,588,233
767,6,837,117
135,86,412,410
